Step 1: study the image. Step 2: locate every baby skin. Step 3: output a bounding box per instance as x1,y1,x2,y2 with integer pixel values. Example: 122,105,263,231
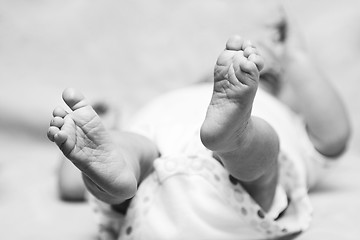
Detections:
48,36,279,211
201,36,279,210
48,90,141,204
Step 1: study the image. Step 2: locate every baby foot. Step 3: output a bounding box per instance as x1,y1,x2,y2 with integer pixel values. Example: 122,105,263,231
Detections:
200,35,264,152
48,88,136,201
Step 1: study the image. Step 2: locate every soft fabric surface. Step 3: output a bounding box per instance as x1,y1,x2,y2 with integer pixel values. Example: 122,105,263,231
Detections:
1,0,360,239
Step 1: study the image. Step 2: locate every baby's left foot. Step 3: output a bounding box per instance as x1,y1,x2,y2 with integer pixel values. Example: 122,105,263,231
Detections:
48,88,136,202
201,36,264,152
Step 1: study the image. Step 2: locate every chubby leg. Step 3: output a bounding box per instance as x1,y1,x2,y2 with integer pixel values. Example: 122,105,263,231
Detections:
48,88,159,204
201,36,279,211
278,13,351,157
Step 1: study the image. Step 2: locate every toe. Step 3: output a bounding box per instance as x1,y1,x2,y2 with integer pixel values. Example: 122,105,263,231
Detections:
54,131,68,147
53,106,68,118
226,35,244,51
233,53,259,83
243,46,258,58
239,59,258,75
243,44,264,71
50,116,65,128
248,53,264,71
62,88,89,111
47,126,60,142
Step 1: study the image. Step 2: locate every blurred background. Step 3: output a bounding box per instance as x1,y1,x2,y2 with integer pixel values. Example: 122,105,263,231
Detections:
0,0,359,239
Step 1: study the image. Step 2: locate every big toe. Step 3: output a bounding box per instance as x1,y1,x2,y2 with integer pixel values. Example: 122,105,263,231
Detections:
226,35,245,51
62,88,89,111
216,35,245,66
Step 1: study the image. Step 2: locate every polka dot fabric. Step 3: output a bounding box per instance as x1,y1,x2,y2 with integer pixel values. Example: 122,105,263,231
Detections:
90,85,324,239
89,195,126,240
94,154,312,240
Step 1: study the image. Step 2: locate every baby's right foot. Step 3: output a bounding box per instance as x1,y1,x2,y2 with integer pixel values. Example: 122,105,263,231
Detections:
201,36,264,152
47,88,136,202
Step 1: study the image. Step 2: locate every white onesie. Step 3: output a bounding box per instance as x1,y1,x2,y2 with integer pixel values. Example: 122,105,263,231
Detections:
92,84,333,240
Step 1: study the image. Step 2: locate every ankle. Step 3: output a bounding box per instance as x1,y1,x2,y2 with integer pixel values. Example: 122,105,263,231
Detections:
200,117,250,153
200,100,254,152
214,117,279,181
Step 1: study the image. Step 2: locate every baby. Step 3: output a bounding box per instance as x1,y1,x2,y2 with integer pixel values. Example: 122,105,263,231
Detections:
48,20,350,240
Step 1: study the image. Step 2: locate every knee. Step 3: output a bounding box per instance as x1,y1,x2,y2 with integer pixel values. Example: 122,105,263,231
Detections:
311,123,352,158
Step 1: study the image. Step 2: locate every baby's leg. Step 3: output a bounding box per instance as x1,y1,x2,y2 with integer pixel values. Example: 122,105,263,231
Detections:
48,88,159,204
201,36,279,211
278,14,351,157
